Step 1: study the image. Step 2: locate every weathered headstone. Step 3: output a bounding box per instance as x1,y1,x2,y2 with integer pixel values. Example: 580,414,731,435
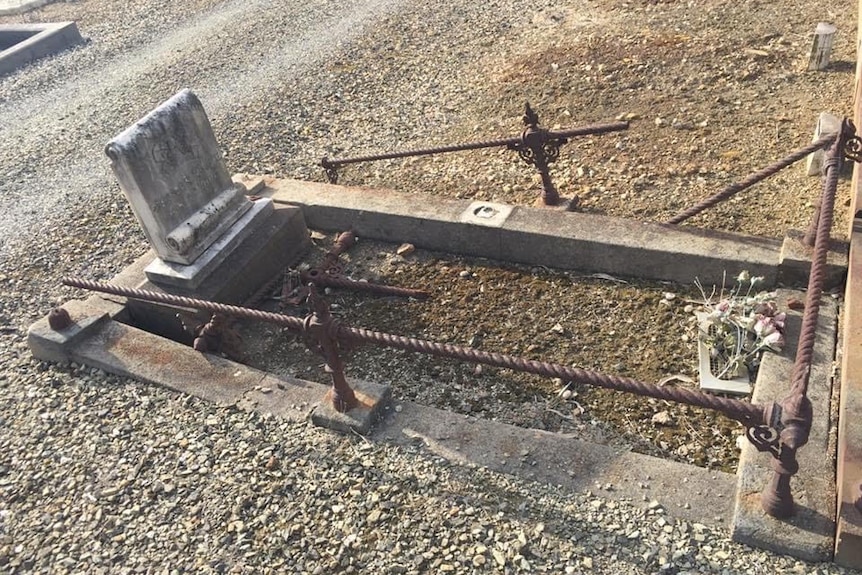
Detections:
106,89,275,289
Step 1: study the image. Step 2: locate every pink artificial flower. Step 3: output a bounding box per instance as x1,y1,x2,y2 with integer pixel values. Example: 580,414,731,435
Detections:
754,317,776,336
773,312,786,330
763,331,784,350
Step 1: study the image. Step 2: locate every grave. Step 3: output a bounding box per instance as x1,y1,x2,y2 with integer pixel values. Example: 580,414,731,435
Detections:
25,90,856,568
0,22,82,76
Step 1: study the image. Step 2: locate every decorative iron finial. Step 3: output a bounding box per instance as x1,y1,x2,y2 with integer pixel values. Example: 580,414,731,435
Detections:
522,102,540,127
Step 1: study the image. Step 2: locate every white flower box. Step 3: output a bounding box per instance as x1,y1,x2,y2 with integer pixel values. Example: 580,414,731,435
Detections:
696,312,752,395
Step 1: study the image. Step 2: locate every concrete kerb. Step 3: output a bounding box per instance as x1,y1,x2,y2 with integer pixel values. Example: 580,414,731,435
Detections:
0,22,83,76
266,178,847,289
30,298,738,529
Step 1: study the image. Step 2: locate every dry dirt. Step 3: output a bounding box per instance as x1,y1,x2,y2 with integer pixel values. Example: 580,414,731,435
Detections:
333,1,857,239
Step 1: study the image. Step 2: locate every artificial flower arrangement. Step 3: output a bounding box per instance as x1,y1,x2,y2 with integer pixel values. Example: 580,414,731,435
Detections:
695,271,786,381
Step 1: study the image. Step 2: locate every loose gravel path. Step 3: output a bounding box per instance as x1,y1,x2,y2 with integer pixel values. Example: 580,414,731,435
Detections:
0,0,857,572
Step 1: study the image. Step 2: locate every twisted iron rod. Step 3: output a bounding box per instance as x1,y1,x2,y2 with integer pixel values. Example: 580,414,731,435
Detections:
338,326,763,425
792,135,842,397
62,277,306,331
320,121,629,169
61,276,763,428
757,121,850,518
666,132,837,225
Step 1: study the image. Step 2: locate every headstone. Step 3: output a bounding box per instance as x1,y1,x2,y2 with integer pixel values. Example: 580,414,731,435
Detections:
807,22,837,71
106,89,275,289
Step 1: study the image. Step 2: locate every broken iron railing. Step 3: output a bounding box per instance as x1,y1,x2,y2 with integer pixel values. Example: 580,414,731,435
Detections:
665,131,841,248
60,120,859,521
282,230,430,305
320,103,629,207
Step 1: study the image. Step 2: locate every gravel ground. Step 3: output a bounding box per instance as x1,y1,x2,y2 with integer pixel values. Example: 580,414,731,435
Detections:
0,0,858,573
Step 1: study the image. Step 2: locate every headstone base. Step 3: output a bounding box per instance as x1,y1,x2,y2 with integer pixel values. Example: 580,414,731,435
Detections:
128,204,309,342
145,198,274,289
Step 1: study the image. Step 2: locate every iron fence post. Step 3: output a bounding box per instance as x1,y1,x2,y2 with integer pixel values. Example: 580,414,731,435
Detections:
803,135,843,247
755,119,858,518
303,286,358,413
508,103,565,206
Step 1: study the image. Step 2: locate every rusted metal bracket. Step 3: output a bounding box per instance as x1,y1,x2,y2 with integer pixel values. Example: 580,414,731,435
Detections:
282,230,430,306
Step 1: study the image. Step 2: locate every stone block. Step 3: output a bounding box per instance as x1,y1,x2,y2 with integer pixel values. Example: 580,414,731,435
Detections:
311,379,391,435
778,229,848,289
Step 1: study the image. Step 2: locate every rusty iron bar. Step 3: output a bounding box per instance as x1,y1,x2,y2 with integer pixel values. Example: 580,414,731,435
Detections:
802,138,842,247
63,277,306,330
753,121,851,518
301,270,430,299
337,324,764,425
666,132,837,226
320,119,627,170
321,102,628,206
320,230,356,274
61,277,763,427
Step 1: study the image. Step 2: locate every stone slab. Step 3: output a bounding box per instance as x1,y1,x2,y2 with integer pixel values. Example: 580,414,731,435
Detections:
27,301,108,364
376,400,736,527
731,291,838,562
145,197,274,289
0,22,83,75
268,178,783,287
835,228,862,570
311,379,392,435
106,89,251,265
778,229,848,290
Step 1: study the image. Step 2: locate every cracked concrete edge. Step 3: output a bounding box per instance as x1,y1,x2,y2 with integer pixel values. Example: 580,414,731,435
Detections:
731,291,838,562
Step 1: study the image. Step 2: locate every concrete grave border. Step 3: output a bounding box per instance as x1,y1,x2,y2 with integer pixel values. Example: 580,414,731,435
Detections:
30,176,847,564
0,22,83,76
